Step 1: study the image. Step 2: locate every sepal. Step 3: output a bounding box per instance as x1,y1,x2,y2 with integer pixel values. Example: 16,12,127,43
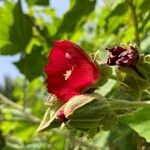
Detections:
36,108,61,132
64,94,117,130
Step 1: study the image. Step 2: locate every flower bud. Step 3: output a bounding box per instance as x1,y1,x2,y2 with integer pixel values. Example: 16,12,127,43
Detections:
57,106,68,122
106,45,139,67
60,94,117,130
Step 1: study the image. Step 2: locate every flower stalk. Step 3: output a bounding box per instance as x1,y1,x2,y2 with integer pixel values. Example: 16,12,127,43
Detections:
126,0,140,48
110,99,150,112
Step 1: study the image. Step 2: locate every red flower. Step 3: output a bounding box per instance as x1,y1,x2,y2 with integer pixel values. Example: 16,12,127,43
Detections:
45,40,100,103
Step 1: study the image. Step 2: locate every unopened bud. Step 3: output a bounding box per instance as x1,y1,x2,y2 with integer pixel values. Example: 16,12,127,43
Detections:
63,94,117,130
106,45,139,67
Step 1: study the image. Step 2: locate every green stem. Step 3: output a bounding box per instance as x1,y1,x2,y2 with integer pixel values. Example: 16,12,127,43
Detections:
109,74,118,81
110,100,150,111
126,0,140,48
0,93,40,123
145,90,150,95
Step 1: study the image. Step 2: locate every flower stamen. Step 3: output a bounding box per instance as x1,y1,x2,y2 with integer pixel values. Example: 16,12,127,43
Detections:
64,69,73,80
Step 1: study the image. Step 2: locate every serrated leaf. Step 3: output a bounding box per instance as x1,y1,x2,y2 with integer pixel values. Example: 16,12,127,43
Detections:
119,107,150,142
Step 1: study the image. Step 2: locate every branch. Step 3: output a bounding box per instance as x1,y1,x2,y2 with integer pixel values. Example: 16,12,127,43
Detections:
110,99,150,114
0,93,21,110
0,93,40,124
126,0,140,48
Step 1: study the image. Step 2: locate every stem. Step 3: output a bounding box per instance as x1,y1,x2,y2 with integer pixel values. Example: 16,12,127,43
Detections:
0,93,21,110
131,66,146,79
109,74,118,81
110,99,150,111
145,90,150,95
0,93,40,123
126,0,140,48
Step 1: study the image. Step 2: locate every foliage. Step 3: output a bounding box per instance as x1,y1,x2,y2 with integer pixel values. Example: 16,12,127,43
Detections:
0,0,150,149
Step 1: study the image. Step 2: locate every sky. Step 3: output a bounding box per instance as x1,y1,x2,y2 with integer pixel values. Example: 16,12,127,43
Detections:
0,0,102,85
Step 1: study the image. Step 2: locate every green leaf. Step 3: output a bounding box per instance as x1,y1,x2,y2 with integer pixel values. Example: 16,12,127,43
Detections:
139,0,150,12
108,2,127,17
0,42,20,55
55,0,96,37
106,83,142,101
14,46,46,81
137,62,150,83
119,107,150,142
0,1,14,54
116,66,149,91
123,75,149,91
37,97,63,132
1,1,32,55
105,1,127,33
108,123,137,150
26,0,49,6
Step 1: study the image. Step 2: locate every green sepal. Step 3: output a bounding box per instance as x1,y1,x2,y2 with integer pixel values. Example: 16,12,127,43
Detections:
36,108,61,132
116,65,149,90
135,55,150,87
36,96,63,132
64,94,117,130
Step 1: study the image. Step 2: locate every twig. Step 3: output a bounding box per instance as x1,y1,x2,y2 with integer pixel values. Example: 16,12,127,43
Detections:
0,93,40,123
126,0,140,48
0,93,22,110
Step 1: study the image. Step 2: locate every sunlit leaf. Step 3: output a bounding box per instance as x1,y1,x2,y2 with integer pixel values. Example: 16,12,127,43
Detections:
119,107,150,142
55,0,96,37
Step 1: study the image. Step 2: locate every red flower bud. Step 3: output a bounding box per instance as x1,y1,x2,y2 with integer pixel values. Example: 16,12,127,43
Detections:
45,40,100,103
106,45,139,67
57,108,68,122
